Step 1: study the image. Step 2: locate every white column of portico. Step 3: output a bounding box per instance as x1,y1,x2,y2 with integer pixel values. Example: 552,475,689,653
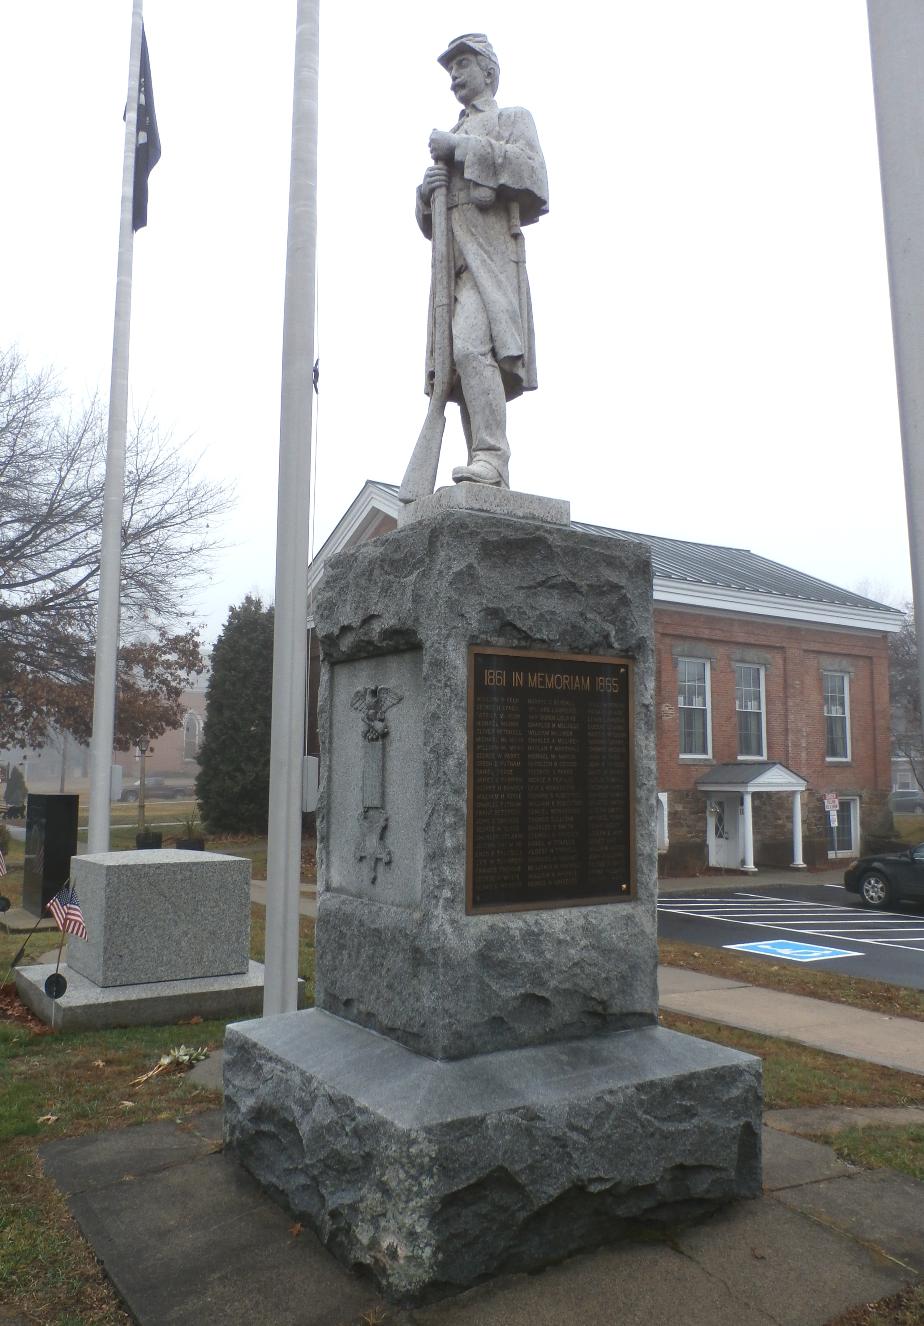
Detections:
741,791,757,872
791,790,806,869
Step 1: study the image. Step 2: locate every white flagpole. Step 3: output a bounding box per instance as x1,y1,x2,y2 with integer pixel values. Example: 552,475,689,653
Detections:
263,0,320,1015
87,0,144,855
867,1,924,743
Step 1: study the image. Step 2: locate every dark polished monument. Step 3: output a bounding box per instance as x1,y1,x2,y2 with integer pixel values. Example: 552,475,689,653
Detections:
22,794,78,915
223,495,762,1304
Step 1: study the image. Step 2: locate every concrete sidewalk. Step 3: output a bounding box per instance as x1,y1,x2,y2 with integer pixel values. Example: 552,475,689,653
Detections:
660,964,924,1075
39,1105,924,1325
248,878,317,917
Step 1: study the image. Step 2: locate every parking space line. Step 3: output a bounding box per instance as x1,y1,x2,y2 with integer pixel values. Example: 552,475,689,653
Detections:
660,907,859,915
784,922,924,933
654,901,924,954
862,937,924,948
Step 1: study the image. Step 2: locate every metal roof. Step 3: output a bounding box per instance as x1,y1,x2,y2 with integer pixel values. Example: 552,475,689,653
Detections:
696,762,808,791
571,523,894,613
358,483,900,619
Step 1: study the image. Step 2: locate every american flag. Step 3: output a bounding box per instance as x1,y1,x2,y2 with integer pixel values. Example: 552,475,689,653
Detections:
47,884,88,941
0,847,6,877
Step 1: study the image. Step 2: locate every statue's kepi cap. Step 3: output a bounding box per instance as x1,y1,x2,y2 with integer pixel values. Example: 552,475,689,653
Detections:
438,32,499,76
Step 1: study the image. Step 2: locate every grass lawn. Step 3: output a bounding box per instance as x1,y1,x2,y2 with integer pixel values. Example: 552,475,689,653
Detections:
3,896,923,1324
1,1015,224,1324
660,1011,924,1112
827,1282,924,1326
812,1124,924,1183
4,809,314,888
659,937,924,1023
1,899,315,1324
4,995,920,1325
892,813,924,846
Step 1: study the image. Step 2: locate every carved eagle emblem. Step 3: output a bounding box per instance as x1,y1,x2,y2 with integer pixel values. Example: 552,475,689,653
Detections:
350,685,403,741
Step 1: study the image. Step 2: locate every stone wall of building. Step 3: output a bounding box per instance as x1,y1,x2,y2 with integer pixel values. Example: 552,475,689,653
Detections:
659,788,709,876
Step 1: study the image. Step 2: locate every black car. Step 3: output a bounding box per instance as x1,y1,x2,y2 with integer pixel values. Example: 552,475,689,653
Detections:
120,777,195,803
844,843,924,909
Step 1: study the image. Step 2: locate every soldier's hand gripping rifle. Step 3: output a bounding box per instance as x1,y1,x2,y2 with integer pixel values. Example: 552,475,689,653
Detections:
399,170,453,503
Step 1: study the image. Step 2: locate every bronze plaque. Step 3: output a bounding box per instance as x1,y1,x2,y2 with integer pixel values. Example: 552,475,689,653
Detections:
466,647,635,914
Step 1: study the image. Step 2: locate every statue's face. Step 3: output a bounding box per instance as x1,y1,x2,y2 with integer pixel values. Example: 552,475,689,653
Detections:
447,51,491,106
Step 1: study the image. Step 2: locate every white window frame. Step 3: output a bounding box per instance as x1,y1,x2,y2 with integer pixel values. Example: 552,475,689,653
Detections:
735,662,767,760
183,711,202,762
677,657,712,760
822,670,851,763
657,792,669,852
826,796,859,859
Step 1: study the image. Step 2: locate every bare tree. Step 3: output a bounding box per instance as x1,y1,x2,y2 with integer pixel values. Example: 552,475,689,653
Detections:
0,347,233,747
890,603,923,790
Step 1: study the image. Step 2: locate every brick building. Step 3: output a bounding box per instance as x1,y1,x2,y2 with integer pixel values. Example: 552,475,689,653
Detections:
2,668,208,798
111,667,208,787
307,482,903,876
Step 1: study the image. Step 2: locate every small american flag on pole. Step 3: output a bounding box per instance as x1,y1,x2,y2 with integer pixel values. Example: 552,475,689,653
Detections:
0,847,6,877
47,885,88,941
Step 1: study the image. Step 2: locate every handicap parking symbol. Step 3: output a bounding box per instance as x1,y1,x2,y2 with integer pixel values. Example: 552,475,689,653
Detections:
725,939,862,963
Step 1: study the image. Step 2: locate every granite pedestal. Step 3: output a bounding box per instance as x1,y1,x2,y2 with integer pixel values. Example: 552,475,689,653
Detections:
16,960,266,1030
224,492,762,1304
15,849,266,1029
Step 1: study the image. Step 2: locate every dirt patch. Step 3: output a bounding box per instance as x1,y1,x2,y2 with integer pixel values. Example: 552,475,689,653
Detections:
0,987,52,1035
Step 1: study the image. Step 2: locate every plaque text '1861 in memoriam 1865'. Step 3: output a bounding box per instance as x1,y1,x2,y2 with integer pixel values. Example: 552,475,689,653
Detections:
467,647,635,913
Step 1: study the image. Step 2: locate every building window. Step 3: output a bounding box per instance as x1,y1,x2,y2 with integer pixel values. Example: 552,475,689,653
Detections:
823,671,851,761
735,663,766,758
677,658,711,757
826,796,858,857
183,712,202,761
657,793,669,851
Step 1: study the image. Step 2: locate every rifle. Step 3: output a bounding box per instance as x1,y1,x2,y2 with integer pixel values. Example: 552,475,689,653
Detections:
399,176,453,503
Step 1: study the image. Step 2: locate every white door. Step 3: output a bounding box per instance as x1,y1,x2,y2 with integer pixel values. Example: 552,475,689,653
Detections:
826,797,859,858
708,797,740,868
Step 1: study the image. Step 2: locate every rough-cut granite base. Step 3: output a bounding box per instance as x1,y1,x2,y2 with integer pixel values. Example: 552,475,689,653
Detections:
224,1009,762,1306
15,960,269,1030
68,850,251,987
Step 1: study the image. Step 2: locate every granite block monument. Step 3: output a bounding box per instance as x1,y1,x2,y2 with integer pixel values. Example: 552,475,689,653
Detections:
15,850,266,1030
222,32,761,1306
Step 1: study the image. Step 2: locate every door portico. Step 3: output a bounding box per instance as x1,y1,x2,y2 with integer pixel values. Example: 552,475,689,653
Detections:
698,763,808,873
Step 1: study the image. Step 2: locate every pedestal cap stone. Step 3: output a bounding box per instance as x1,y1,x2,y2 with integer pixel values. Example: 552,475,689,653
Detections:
397,482,570,528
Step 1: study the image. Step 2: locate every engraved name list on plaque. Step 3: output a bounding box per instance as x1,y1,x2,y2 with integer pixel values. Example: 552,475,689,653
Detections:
467,646,636,913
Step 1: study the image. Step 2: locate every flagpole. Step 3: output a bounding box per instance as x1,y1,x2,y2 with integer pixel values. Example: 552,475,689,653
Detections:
87,0,144,855
867,1,924,747
263,0,320,1016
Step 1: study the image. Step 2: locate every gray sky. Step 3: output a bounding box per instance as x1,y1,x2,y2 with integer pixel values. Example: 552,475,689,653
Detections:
0,1,910,639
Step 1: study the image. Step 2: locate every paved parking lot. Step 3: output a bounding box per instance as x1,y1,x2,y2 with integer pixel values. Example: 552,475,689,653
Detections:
658,882,924,989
